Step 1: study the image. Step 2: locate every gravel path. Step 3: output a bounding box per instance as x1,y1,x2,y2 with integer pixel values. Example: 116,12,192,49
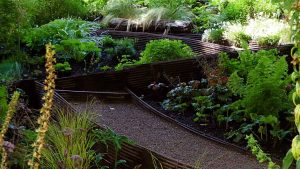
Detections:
71,100,265,169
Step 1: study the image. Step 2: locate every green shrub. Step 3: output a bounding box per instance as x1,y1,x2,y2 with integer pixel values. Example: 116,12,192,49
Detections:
219,0,250,23
192,6,219,33
23,18,101,52
54,62,72,73
114,55,137,71
83,0,109,16
0,0,32,56
55,39,100,62
100,36,136,67
139,39,194,63
257,35,280,47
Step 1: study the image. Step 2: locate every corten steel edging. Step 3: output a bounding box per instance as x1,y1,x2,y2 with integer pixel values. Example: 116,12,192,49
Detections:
125,88,248,152
96,29,293,56
95,29,238,56
15,80,195,169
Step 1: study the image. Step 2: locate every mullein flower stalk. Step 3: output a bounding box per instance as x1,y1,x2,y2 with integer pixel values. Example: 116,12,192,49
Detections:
0,91,20,169
28,44,56,169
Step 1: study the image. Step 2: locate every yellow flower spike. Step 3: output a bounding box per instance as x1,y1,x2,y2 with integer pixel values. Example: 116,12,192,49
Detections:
0,91,20,169
29,43,56,169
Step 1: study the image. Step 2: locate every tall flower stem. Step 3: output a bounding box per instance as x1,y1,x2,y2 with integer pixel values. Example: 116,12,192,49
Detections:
0,91,20,169
28,44,56,169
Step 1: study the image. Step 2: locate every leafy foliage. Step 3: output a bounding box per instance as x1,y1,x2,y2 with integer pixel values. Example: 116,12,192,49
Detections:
41,111,96,169
93,127,133,169
192,5,219,33
34,0,88,25
23,18,101,52
220,49,292,142
54,62,72,73
139,39,194,64
0,0,34,56
201,28,224,43
103,0,140,19
162,81,200,113
0,60,23,84
211,0,280,23
226,50,290,117
257,35,280,47
246,134,279,169
144,0,194,20
99,36,137,67
273,0,300,168
55,39,100,62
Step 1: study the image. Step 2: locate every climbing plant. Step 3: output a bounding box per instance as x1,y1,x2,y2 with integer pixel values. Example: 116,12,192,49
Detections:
273,0,300,168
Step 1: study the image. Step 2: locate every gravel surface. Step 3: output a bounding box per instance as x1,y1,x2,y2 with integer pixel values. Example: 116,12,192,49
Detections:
71,100,265,169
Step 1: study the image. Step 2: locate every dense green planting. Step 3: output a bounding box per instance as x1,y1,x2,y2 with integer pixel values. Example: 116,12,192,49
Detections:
139,39,194,63
220,50,292,142
161,49,293,145
34,0,88,25
23,18,101,51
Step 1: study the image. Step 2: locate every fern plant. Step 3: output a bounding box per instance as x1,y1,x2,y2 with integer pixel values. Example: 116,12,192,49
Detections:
220,49,292,141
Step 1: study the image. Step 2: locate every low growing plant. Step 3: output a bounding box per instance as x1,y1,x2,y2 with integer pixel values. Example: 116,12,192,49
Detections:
93,127,134,169
201,28,224,43
162,81,200,113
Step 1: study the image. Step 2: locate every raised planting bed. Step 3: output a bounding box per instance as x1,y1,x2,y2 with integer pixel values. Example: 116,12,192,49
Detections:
105,18,193,33
14,80,195,169
95,29,237,56
97,29,293,56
